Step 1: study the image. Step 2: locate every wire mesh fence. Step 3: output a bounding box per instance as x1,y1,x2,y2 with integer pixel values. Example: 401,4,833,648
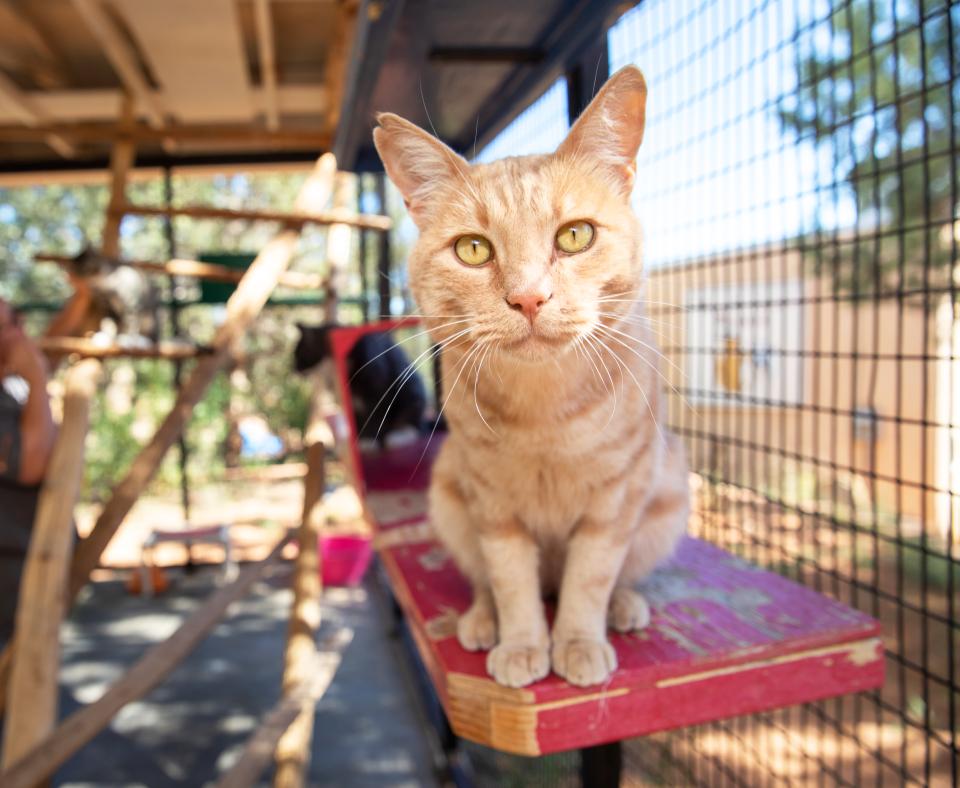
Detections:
607,0,959,784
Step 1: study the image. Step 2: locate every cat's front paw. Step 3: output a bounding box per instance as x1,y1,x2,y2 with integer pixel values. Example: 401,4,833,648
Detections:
607,587,651,633
486,641,550,687
551,637,617,687
457,601,497,651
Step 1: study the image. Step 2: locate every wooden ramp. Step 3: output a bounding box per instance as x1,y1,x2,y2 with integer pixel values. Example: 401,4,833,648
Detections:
331,324,885,758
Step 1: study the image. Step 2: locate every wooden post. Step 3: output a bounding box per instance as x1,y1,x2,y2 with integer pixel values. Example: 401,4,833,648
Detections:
101,95,135,258
217,630,351,788
1,359,101,771
66,153,339,602
0,533,292,788
272,377,327,788
322,172,354,323
0,154,340,716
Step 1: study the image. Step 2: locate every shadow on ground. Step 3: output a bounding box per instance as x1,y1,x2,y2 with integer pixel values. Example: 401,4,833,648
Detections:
53,563,439,787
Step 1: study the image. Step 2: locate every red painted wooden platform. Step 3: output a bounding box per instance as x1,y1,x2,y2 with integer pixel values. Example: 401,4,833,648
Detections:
330,323,885,757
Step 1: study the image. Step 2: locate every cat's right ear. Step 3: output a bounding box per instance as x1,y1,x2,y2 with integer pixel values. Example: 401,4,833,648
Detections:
373,113,469,227
556,65,647,196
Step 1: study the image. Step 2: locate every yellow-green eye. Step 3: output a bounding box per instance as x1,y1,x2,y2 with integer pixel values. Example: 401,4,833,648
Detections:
454,235,493,266
556,221,595,254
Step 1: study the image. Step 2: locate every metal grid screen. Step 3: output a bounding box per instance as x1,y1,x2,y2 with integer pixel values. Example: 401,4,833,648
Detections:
608,0,958,784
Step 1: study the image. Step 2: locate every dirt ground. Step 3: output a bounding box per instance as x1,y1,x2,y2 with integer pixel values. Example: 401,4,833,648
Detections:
75,471,367,577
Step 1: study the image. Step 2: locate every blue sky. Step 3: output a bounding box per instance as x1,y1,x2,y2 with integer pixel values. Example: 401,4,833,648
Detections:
474,0,861,269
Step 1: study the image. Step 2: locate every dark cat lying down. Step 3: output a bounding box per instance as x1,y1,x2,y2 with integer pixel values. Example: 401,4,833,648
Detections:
294,323,429,447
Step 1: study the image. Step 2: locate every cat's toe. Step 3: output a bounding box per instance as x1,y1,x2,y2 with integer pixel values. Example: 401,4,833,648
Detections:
457,605,497,651
486,641,550,687
607,587,651,633
551,637,617,687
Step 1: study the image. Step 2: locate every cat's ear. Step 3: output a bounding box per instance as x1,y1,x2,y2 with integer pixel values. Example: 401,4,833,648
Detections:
373,113,469,226
556,65,647,196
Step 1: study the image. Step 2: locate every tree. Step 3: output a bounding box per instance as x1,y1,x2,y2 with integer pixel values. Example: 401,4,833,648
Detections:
779,0,958,296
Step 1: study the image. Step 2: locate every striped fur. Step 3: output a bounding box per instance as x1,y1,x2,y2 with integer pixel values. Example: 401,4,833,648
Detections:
374,66,689,687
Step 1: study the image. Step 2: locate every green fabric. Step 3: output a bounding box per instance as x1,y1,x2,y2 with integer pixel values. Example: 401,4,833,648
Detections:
197,253,257,304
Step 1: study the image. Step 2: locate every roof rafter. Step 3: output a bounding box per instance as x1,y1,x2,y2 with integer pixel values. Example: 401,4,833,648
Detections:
0,71,75,158
253,0,279,130
71,0,166,128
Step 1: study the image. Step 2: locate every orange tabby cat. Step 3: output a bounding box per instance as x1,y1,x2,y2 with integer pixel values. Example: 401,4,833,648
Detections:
373,66,689,688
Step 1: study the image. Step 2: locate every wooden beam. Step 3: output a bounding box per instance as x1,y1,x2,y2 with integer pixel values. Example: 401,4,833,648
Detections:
71,0,166,128
0,87,329,134
36,254,327,290
322,172,355,322
118,202,392,232
116,0,252,124
273,374,327,788
66,152,338,603
101,95,136,258
0,1,67,89
217,630,351,788
0,71,75,157
331,0,404,166
322,0,358,138
1,360,101,771
35,337,212,360
0,532,293,788
253,0,279,130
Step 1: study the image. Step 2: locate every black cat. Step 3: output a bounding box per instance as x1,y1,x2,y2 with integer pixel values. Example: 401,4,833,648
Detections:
294,324,428,446
69,247,161,345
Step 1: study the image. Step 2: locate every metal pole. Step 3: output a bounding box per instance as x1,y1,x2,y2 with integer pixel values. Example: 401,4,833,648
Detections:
357,175,370,323
163,166,191,524
375,172,391,319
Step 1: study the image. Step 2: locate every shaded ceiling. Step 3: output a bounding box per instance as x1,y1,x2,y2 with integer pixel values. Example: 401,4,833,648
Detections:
0,0,633,174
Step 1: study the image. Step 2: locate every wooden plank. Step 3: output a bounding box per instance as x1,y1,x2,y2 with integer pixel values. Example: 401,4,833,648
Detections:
0,70,75,157
325,326,886,757
115,0,253,123
36,253,327,290
0,532,292,788
322,172,354,322
118,202,391,232
322,0,358,138
101,95,135,258
67,152,338,602
35,337,211,360
0,120,330,146
1,359,101,770
217,630,352,788
71,0,166,127
273,374,326,788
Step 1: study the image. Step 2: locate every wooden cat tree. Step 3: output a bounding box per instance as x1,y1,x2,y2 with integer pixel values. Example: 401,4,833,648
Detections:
0,120,389,788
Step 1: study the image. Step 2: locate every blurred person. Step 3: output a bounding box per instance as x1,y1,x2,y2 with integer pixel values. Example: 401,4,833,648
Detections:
0,299,56,644
0,283,90,645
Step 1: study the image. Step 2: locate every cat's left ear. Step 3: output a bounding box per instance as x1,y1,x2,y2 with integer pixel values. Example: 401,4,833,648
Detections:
556,65,647,196
373,113,470,227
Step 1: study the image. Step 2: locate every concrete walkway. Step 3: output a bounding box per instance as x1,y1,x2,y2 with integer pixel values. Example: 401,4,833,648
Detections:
53,563,440,787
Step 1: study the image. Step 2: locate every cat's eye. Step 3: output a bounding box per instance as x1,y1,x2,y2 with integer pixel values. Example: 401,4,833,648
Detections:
556,221,595,254
454,235,493,266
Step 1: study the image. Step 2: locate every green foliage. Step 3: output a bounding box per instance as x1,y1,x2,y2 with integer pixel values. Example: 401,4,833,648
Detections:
779,0,959,295
0,170,331,501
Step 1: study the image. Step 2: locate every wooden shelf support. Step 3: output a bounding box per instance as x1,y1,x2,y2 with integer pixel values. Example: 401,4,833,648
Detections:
1,359,101,770
36,253,327,291
0,532,293,788
118,201,392,232
67,152,339,603
273,373,327,788
36,336,212,360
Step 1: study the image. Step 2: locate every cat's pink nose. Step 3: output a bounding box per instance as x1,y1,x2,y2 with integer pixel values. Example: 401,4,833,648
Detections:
506,291,552,322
